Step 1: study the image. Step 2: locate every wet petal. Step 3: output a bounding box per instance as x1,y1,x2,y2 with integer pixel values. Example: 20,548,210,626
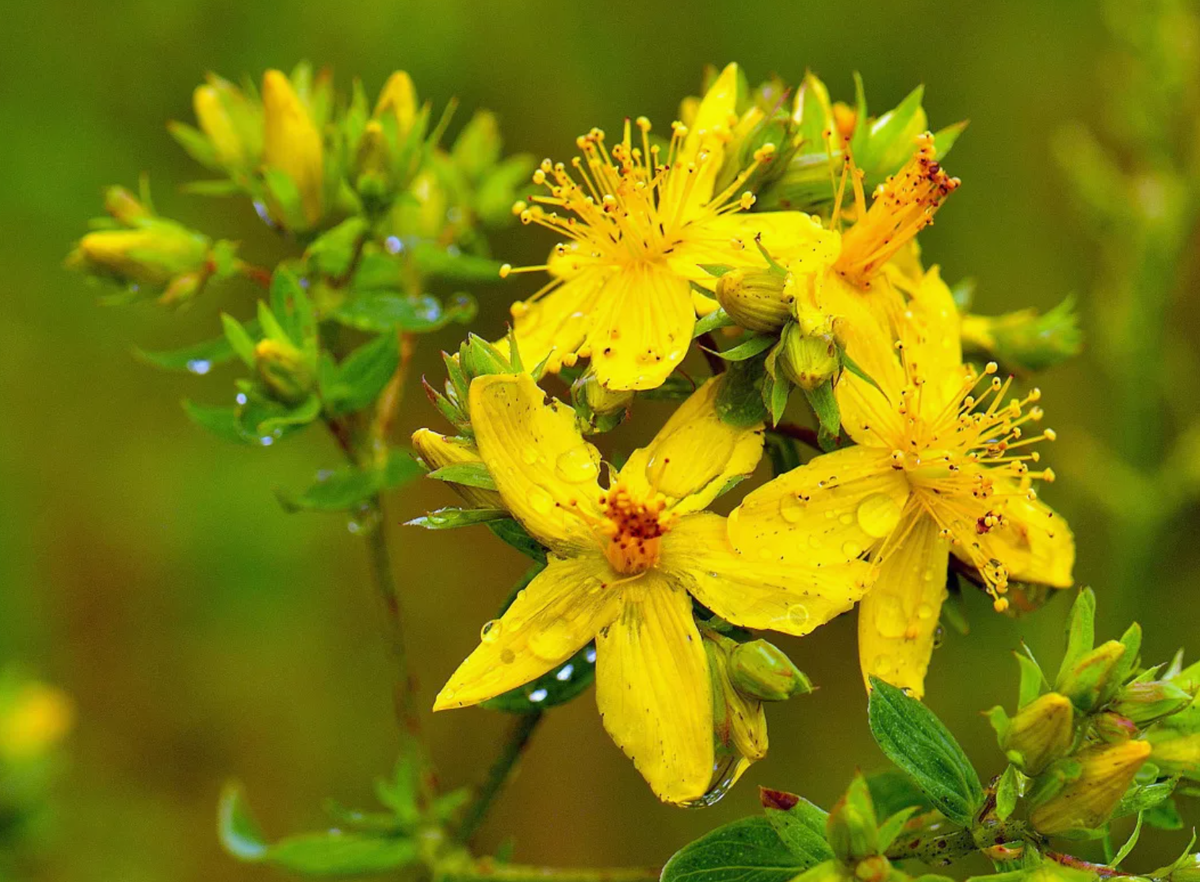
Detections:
728,445,910,566
510,269,608,373
470,373,603,550
858,513,950,698
595,573,714,804
974,486,1075,588
662,513,873,635
411,429,503,509
895,265,965,418
587,262,695,391
434,551,619,710
668,211,839,286
618,377,764,513
670,62,739,212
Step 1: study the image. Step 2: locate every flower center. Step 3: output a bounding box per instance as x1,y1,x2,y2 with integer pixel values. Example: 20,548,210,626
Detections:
598,483,673,575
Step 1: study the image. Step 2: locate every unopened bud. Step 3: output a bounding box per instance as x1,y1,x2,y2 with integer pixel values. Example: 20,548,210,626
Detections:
778,319,839,391
1001,692,1074,775
453,110,503,181
1164,853,1200,882
1029,740,1151,835
411,429,503,510
1093,711,1139,743
262,69,325,230
70,224,210,290
704,635,767,791
729,639,812,702
1112,681,1192,725
461,334,514,379
375,71,418,138
714,269,792,333
1147,730,1200,777
254,338,315,405
827,775,878,863
103,186,152,226
194,84,246,166
575,371,633,417
1055,639,1126,712
960,297,1082,373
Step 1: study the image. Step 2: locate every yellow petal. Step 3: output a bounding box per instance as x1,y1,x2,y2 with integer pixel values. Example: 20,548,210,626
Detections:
469,373,603,550
669,62,739,213
410,429,503,509
668,211,838,286
895,266,965,418
510,270,607,373
973,486,1075,588
262,70,324,226
434,551,618,710
618,377,763,513
596,573,714,804
663,513,872,635
858,513,950,698
374,71,417,134
587,262,695,391
728,445,910,566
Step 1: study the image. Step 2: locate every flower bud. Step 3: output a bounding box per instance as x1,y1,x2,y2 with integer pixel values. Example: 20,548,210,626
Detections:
1147,728,1200,778
1001,692,1074,775
1163,854,1200,882
1055,639,1126,712
704,635,768,792
960,297,1082,373
573,370,634,419
460,334,515,379
0,681,74,762
69,224,211,290
714,268,792,333
254,338,315,405
262,69,325,229
194,84,245,167
375,71,418,139
1093,711,1139,743
1028,740,1151,835
452,110,503,182
778,319,839,391
1112,681,1193,725
729,639,813,702
827,775,878,863
411,429,503,510
103,185,152,226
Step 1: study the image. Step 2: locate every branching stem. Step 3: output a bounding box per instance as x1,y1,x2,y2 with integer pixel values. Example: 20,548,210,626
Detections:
455,711,544,844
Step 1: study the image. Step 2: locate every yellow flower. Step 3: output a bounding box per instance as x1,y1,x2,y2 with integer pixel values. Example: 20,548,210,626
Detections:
728,265,1074,698
504,62,839,391
433,373,870,804
411,429,504,510
262,69,325,229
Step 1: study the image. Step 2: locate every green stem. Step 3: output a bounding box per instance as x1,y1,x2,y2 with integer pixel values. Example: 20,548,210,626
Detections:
439,860,659,882
363,493,437,803
455,711,544,844
884,826,977,865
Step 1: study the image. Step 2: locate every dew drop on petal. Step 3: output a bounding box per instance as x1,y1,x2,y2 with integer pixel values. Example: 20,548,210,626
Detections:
916,603,935,620
529,624,578,661
521,447,540,466
480,619,503,643
841,540,863,558
857,492,903,538
787,604,810,631
500,648,516,664
527,486,554,514
873,654,893,676
555,445,599,483
779,494,806,523
872,595,909,638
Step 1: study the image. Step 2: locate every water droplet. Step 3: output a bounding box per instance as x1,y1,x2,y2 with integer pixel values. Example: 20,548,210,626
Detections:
932,624,946,649
555,445,599,483
680,755,742,808
916,603,935,620
872,595,909,638
528,687,549,703
857,493,903,538
529,625,578,661
807,534,823,549
555,664,574,681
779,494,807,523
527,486,554,515
259,436,274,447
521,448,540,466
842,540,863,558
838,512,854,526
235,392,248,406
384,235,404,254
585,646,597,664
480,619,502,643
873,654,893,676
787,604,810,630
500,648,516,664
186,359,211,375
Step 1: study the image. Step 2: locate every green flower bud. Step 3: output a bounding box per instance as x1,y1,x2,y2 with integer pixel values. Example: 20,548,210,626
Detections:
714,268,793,333
411,429,503,510
452,110,503,182
193,77,262,168
1148,730,1200,778
1164,854,1200,882
704,634,768,791
1001,692,1074,775
460,334,515,379
1055,639,1126,712
960,296,1082,373
778,319,839,391
1093,711,1139,743
574,371,633,418
1112,681,1193,725
1029,740,1151,835
262,69,325,231
729,639,813,702
827,775,878,863
69,223,211,291
103,186,152,226
254,338,315,405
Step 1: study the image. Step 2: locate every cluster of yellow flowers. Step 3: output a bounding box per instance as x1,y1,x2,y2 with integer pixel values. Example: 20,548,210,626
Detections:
417,63,1077,806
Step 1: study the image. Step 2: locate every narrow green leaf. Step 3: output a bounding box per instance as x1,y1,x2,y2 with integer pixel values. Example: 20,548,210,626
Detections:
864,769,933,818
1016,651,1047,709
486,518,547,564
802,381,839,450
703,334,775,362
218,783,269,860
407,507,509,529
182,400,253,445
1061,588,1096,677
324,333,399,415
837,344,883,394
333,292,475,333
661,817,811,882
135,320,262,374
263,832,419,875
694,307,736,337
411,241,504,281
1108,811,1143,868
221,313,258,367
427,462,497,490
877,806,920,852
277,453,424,513
867,678,985,826
1112,778,1177,820
996,765,1021,821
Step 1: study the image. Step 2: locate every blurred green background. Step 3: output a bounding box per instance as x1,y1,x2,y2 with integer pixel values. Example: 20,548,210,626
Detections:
3,1,1198,879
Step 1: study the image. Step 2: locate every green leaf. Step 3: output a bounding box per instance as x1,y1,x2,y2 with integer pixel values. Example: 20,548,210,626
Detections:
183,400,254,445
407,507,510,529
867,678,985,826
1112,778,1177,820
864,769,933,818
277,453,424,513
759,789,834,865
996,765,1021,821
661,817,811,882
306,217,368,278
411,241,504,282
269,267,315,348
333,292,476,333
716,361,770,428
694,307,736,337
837,345,883,395
1142,798,1184,830
221,313,258,368
324,333,399,415
877,806,920,852
704,334,776,362
1108,812,1143,868
1061,588,1096,677
802,381,840,451
135,320,262,373
255,394,321,436
1017,651,1047,709
486,518,547,563
427,462,497,490
219,782,418,876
